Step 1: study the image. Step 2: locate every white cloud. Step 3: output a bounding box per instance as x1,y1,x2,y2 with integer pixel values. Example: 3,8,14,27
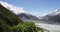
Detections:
0,1,26,15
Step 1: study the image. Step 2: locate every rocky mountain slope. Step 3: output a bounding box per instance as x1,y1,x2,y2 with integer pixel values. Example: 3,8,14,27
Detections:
42,9,60,24
18,13,39,21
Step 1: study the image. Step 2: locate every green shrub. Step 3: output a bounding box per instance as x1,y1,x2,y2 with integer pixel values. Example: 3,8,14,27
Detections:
10,22,40,32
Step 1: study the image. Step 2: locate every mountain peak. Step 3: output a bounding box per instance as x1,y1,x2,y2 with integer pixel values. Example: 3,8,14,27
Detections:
53,9,60,15
54,9,60,12
49,9,60,16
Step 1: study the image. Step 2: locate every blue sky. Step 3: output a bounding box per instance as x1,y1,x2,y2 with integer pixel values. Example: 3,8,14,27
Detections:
1,0,60,17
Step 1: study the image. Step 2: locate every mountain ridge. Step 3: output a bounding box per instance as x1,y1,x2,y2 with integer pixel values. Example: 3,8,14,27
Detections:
18,13,40,22
42,9,60,24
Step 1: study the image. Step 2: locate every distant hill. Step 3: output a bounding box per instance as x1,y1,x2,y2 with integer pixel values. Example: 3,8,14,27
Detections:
18,13,40,22
0,4,22,32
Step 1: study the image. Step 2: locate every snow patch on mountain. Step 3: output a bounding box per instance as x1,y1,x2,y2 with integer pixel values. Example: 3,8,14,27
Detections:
53,9,60,15
0,1,26,15
45,9,60,17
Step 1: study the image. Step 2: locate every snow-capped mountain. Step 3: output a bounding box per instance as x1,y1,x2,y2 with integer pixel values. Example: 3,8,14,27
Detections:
44,9,60,18
43,9,60,24
48,9,60,16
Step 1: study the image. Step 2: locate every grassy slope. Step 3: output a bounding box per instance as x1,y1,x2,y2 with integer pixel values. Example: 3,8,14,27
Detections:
0,4,22,32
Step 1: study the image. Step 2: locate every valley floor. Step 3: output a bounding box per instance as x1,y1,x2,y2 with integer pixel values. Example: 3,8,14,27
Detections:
35,23,60,32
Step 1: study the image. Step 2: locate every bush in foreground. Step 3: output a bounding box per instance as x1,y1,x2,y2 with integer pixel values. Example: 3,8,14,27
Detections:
11,22,39,32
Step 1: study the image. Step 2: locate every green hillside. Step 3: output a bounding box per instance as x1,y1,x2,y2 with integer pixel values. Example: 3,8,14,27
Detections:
0,4,23,32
